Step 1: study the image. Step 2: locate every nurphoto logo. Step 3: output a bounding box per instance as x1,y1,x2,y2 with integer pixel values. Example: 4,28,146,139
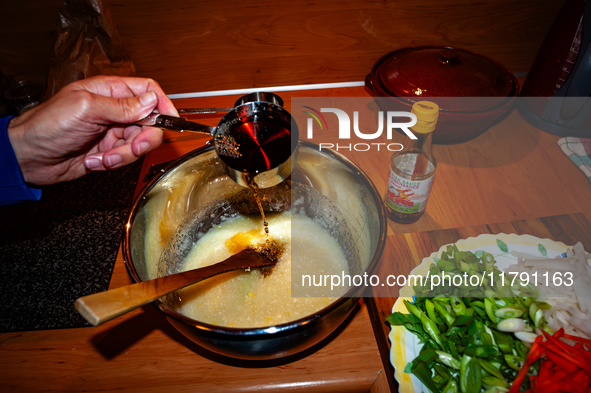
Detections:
303,106,418,152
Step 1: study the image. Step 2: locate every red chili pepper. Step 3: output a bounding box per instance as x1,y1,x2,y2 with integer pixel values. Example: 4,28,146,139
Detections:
535,369,567,390
527,335,546,363
566,369,589,390
510,330,591,393
553,329,591,357
545,344,591,373
542,331,591,373
538,361,552,381
563,332,591,347
527,376,536,393
554,328,565,339
509,336,546,393
545,350,578,374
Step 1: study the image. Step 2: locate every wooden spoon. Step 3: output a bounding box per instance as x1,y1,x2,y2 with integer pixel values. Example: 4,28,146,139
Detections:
75,248,275,326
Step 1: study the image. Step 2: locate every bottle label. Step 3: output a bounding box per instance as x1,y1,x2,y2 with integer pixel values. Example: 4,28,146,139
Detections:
385,169,434,214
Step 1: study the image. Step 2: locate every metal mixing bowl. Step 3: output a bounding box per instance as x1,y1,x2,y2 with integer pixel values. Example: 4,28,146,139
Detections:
122,141,387,360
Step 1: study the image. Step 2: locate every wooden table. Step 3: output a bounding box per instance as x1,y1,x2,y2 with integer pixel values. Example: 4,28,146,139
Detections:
1,85,590,392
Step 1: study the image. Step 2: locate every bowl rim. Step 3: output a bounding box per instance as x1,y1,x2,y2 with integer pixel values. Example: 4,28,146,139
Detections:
122,140,388,337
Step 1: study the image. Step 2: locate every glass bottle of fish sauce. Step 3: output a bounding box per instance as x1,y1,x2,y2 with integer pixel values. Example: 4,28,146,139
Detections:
384,101,439,224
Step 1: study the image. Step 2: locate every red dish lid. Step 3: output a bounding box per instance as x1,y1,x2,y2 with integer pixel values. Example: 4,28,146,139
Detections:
371,46,518,112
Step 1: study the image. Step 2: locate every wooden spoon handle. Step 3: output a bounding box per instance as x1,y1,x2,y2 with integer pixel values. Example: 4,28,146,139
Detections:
75,248,268,326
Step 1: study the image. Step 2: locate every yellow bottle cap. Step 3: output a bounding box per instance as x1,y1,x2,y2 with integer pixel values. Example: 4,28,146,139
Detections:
411,101,439,134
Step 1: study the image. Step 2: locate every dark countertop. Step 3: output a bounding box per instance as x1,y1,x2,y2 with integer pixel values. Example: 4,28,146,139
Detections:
0,159,142,332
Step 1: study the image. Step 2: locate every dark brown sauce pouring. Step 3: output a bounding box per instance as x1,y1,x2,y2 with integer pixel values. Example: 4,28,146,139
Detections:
249,181,282,277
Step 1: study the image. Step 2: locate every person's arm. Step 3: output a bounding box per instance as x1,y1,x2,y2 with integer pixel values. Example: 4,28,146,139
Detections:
0,116,41,206
3,75,177,193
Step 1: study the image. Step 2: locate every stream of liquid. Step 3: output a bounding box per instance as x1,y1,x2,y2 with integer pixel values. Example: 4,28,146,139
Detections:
249,184,270,238
249,183,280,276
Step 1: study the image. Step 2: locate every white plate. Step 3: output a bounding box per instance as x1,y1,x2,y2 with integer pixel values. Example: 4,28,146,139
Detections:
388,233,571,393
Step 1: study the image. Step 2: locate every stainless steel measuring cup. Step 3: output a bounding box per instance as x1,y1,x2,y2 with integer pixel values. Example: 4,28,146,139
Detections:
135,92,298,188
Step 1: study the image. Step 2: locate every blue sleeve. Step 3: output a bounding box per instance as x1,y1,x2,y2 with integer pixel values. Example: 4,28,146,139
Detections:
0,116,42,206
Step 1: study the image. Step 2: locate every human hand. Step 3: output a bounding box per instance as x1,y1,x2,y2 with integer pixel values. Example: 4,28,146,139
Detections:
6,75,178,185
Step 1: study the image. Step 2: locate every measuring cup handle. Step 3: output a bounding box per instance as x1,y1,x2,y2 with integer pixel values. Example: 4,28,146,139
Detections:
133,113,216,135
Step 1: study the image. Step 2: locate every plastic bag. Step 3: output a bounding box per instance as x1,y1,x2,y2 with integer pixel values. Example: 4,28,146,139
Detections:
45,0,136,98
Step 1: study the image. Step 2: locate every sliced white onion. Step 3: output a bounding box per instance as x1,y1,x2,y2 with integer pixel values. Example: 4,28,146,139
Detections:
570,315,591,338
574,276,591,314
509,242,591,339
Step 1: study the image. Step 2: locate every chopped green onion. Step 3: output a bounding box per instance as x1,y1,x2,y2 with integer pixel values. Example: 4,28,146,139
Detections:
436,350,460,370
441,378,459,393
497,318,525,332
484,298,498,323
434,300,456,327
451,297,467,316
514,331,538,344
503,354,524,371
460,354,482,393
494,307,524,319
